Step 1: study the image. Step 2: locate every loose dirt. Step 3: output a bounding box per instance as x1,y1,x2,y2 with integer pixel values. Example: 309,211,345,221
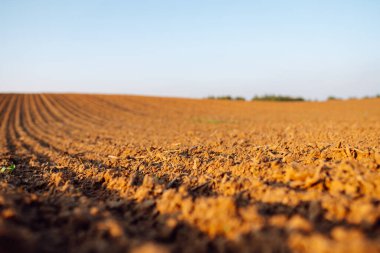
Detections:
0,94,379,253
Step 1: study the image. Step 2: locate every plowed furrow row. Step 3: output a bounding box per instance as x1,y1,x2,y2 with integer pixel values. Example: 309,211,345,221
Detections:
39,94,76,128
36,95,81,141
27,95,71,151
11,96,127,199
87,95,143,116
17,95,61,157
28,95,110,159
1,95,17,155
5,95,21,157
37,94,64,124
14,95,44,156
0,94,9,113
78,95,136,122
0,95,114,252
0,95,12,150
45,94,107,135
54,95,105,126
27,95,99,159
6,96,104,193
43,94,94,129
20,96,103,172
64,94,115,122
33,94,57,125
30,95,74,148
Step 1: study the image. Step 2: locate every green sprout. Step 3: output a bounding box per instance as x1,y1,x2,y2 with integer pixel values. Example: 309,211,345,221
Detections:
1,164,15,173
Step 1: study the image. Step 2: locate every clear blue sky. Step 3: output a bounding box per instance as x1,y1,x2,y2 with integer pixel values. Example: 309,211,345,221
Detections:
1,0,379,99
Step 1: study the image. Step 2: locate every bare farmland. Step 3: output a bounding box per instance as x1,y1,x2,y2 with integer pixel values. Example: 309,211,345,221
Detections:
0,94,380,252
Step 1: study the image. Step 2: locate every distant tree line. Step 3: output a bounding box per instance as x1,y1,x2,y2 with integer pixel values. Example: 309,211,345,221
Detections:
206,94,380,102
251,95,304,102
207,94,305,102
327,94,380,101
207,95,246,101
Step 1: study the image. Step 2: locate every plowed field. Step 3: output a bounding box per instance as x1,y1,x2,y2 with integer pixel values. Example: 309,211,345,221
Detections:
0,94,380,253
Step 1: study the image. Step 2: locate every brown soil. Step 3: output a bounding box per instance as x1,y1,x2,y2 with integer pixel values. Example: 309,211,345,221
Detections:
0,94,380,253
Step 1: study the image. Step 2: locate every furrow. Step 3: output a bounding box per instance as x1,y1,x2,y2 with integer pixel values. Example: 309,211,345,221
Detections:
18,96,109,171
63,94,111,123
40,94,73,124
33,94,77,143
55,95,104,126
0,94,11,127
26,94,89,156
18,95,64,157
30,95,106,157
6,95,24,160
44,94,97,131
0,94,11,130
0,95,16,155
16,95,127,199
88,95,143,116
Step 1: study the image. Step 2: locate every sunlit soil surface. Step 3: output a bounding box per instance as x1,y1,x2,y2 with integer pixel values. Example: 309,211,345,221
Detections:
0,94,380,253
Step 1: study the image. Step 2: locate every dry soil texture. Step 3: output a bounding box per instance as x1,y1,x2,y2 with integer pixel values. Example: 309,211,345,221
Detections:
0,94,380,253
